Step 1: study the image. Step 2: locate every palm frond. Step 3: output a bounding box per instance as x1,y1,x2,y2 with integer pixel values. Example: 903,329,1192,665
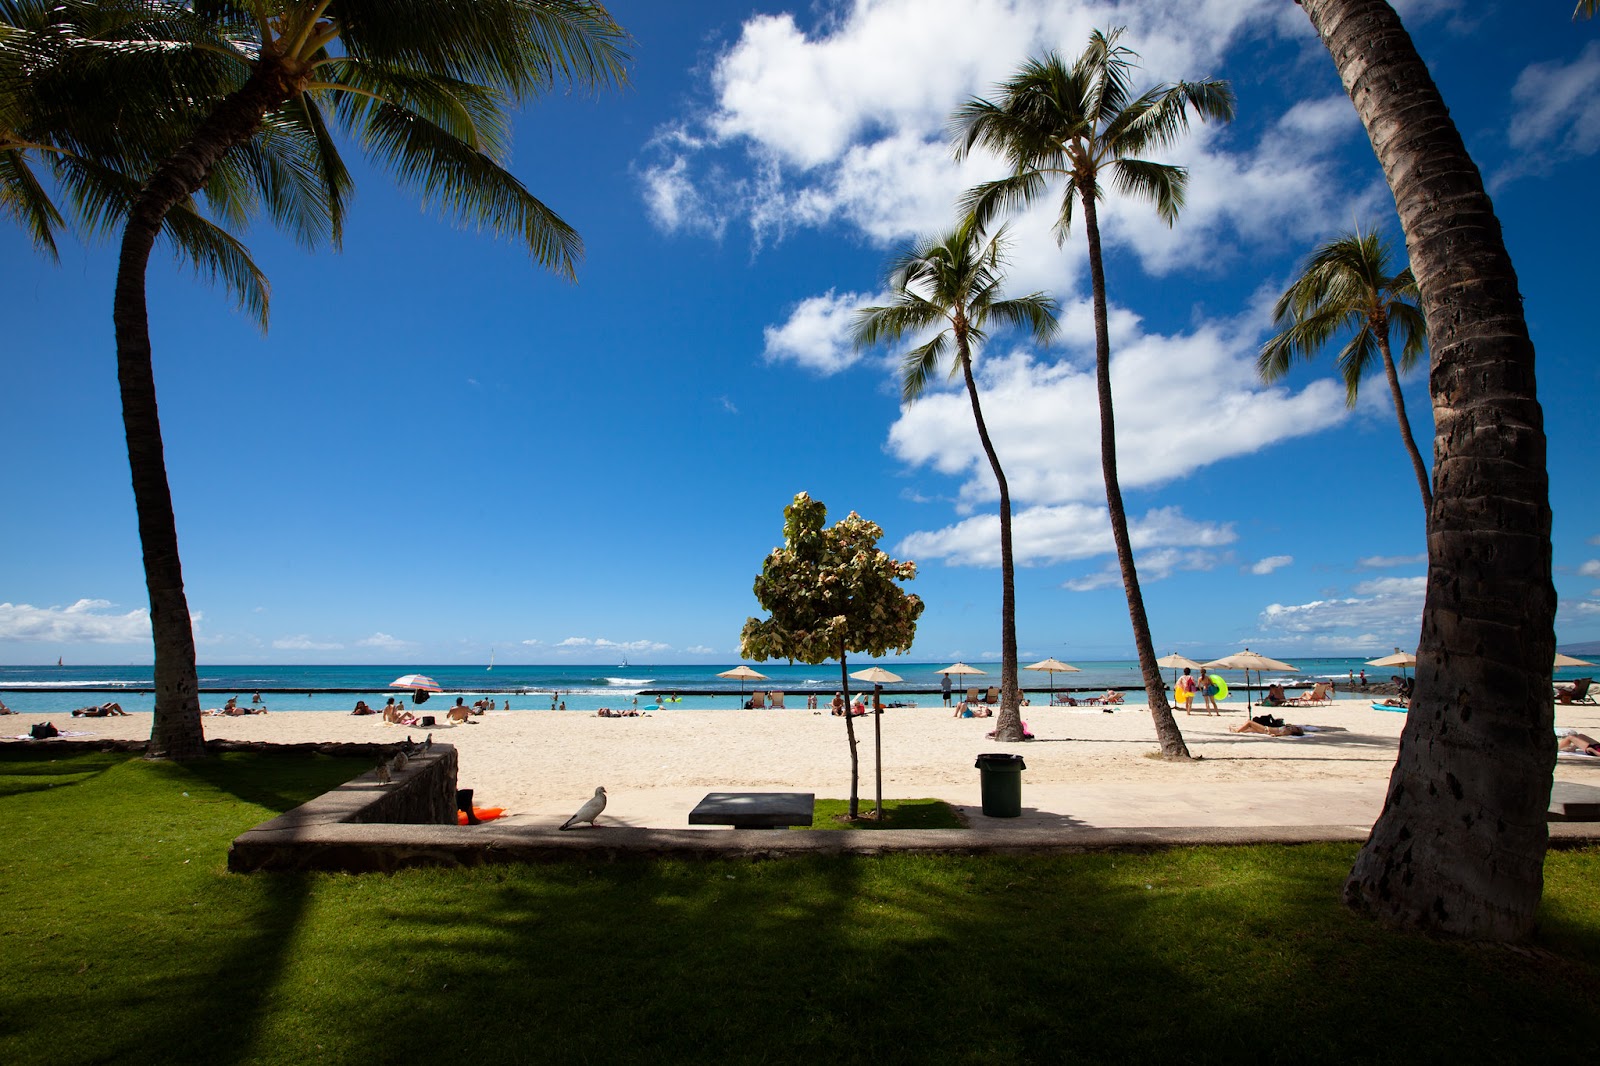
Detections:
0,147,64,257
1336,326,1379,406
1388,301,1428,370
900,333,950,403
986,294,1060,345
361,101,581,277
1108,157,1185,226
157,196,270,328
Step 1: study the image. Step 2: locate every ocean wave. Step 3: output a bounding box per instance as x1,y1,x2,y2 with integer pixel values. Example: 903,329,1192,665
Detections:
604,677,655,686
0,679,150,688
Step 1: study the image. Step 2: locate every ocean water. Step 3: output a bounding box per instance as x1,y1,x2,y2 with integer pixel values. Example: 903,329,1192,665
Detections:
5,657,1581,715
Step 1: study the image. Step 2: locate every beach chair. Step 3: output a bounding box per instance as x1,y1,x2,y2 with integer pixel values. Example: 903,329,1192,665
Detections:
985,686,1000,705
1556,678,1596,705
966,687,982,704
1052,693,1078,706
1288,682,1332,706
770,690,785,708
750,691,766,709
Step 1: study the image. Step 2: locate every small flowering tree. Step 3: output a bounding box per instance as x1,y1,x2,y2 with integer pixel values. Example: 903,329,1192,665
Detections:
741,493,924,818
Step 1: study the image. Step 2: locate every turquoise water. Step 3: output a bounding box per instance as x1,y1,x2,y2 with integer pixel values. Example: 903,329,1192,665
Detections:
6,657,1583,715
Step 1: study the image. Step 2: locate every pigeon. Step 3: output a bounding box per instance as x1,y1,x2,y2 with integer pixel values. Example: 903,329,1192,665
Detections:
424,734,433,751
391,751,409,775
559,786,607,830
376,758,392,785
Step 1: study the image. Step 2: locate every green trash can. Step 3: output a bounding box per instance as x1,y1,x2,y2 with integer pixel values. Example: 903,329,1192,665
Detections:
975,752,1026,817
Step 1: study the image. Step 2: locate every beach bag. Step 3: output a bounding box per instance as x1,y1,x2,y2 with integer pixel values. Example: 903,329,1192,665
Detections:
31,721,59,739
1205,682,1218,697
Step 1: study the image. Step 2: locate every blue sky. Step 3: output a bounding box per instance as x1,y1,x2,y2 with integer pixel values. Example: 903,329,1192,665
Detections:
3,0,1598,666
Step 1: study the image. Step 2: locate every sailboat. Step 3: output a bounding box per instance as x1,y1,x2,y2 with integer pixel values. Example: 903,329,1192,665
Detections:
619,653,629,669
487,648,495,672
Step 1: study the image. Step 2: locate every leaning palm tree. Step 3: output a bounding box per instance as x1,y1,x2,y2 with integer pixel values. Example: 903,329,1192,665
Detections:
1259,228,1432,516
1300,0,1554,942
953,28,1233,759
852,217,1058,742
105,1,628,758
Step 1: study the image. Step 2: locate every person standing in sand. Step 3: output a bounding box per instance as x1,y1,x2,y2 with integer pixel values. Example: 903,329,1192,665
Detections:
1175,668,1197,714
1198,669,1220,714
941,673,952,707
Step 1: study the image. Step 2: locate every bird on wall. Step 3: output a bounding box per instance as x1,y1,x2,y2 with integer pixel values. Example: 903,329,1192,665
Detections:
560,786,608,830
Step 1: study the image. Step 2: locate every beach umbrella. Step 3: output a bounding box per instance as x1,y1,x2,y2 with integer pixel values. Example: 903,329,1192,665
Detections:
936,662,987,675
1202,650,1298,716
850,668,903,821
1155,653,1203,689
390,673,441,692
1024,657,1080,698
1555,652,1595,668
716,665,768,703
1366,649,1417,679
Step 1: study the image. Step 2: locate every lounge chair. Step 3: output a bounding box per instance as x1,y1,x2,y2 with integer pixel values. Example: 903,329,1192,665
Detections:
770,690,785,708
750,691,766,709
1052,693,1078,706
1557,678,1596,705
985,686,1000,705
1288,682,1332,706
966,687,982,704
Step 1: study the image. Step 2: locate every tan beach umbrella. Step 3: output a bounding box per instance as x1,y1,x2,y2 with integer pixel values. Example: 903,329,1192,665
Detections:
1555,652,1595,668
850,668,903,820
1367,648,1417,681
1155,653,1203,689
1203,649,1298,715
1024,657,1080,698
936,662,987,675
716,665,768,702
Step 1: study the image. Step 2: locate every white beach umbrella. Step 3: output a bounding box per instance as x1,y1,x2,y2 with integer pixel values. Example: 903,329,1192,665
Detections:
1203,649,1298,716
716,665,768,702
1024,657,1080,698
936,662,987,675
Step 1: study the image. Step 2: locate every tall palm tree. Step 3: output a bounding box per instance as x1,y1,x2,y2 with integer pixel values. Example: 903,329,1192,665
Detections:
2,0,269,317
1300,0,1554,941
852,218,1058,742
1259,228,1432,516
106,1,628,758
953,28,1233,759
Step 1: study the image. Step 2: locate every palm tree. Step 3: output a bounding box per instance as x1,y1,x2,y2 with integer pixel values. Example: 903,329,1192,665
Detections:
1577,1,1596,18
2,0,269,317
953,28,1233,759
1259,228,1432,516
1299,0,1554,941
105,1,628,758
852,218,1058,742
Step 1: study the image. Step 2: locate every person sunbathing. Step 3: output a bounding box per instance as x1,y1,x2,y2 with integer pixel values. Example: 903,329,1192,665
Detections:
1100,690,1124,705
1558,732,1600,756
352,700,376,715
72,701,126,717
0,697,11,714
1232,719,1304,737
1262,684,1289,707
447,705,471,723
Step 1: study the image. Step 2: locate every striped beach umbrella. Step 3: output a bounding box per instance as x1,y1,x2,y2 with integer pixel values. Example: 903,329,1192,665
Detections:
390,673,442,692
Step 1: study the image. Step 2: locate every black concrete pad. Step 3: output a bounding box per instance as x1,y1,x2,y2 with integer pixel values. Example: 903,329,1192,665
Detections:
688,791,815,829
1549,781,1600,821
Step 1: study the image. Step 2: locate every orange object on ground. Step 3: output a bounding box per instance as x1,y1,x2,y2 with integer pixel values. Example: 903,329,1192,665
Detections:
457,806,505,825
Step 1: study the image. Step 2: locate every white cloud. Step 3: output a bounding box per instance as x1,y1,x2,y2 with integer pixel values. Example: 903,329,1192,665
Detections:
1249,555,1293,575
887,331,1346,513
554,636,671,653
1508,41,1600,157
1578,560,1600,578
900,502,1234,569
1358,553,1427,569
684,645,716,655
1065,546,1229,591
0,599,152,644
355,632,413,651
272,634,344,651
763,289,874,373
1258,575,1426,643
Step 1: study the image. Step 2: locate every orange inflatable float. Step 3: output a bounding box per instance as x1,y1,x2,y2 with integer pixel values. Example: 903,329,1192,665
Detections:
457,807,505,825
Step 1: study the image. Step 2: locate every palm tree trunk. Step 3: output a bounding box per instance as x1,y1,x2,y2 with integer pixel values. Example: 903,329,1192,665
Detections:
1302,0,1555,940
114,61,300,759
1375,335,1434,515
959,351,1023,742
1080,189,1189,759
838,646,859,818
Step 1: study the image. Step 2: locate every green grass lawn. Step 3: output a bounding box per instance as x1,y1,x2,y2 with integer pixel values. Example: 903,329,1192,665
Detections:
2,748,1597,1064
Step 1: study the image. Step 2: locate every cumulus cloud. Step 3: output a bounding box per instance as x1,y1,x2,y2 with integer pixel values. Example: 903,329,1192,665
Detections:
887,335,1346,513
355,632,413,651
763,290,875,373
1065,545,1230,591
1505,41,1600,167
1357,553,1427,569
900,502,1234,569
1249,555,1293,575
1578,560,1600,578
555,636,671,653
0,599,151,644
272,635,344,651
684,644,716,655
1258,575,1426,646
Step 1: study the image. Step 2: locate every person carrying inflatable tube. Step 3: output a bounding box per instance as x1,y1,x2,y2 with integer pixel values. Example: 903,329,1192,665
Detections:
1199,668,1227,713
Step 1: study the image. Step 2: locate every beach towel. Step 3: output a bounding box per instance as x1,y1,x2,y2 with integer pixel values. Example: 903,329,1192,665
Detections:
6,730,94,741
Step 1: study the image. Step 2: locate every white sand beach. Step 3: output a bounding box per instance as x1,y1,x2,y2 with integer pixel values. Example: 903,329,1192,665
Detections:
12,694,1600,830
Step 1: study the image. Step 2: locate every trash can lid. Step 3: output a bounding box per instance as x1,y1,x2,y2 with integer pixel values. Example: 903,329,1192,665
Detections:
975,752,1026,770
